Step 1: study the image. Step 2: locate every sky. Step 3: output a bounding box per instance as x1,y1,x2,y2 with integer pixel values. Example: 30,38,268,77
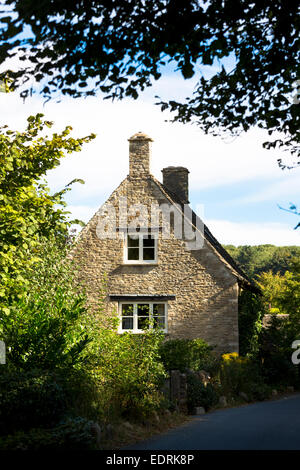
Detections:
0,65,299,246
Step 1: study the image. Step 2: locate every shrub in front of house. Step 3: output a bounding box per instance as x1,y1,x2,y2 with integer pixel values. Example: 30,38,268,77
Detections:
0,369,68,436
0,367,101,437
94,329,167,420
0,328,168,448
159,338,218,373
186,373,219,413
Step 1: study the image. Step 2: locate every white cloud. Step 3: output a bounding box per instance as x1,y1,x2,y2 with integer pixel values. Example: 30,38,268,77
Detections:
66,205,98,224
0,92,288,204
205,219,300,246
236,171,300,204
1,45,298,252
1,88,298,249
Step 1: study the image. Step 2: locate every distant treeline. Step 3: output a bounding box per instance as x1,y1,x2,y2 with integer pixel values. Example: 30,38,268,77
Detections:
223,244,300,279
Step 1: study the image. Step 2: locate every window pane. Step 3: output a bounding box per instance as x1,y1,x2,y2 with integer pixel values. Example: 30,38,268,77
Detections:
153,304,165,316
137,304,150,317
122,304,134,316
153,317,165,329
122,317,133,330
138,317,149,330
143,235,155,247
128,235,139,247
143,248,155,260
128,247,139,260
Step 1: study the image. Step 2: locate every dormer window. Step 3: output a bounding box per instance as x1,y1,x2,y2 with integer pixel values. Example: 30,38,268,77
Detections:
124,233,157,264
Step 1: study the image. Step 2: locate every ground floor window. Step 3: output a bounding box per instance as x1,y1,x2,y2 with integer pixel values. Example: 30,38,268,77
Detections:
118,302,167,333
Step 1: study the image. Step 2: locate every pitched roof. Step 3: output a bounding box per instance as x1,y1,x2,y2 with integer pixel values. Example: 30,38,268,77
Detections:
151,175,259,293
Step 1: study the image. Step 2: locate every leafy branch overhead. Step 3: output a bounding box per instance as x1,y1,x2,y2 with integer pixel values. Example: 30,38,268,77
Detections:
0,1,299,156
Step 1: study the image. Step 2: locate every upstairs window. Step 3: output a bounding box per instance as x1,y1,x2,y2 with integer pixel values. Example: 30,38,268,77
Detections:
124,233,157,264
119,302,167,333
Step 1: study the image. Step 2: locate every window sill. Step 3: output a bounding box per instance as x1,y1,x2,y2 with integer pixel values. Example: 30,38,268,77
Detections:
122,262,158,266
118,330,168,334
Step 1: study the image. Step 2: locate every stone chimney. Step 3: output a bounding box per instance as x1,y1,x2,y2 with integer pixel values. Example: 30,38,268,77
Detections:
128,132,153,178
162,166,190,204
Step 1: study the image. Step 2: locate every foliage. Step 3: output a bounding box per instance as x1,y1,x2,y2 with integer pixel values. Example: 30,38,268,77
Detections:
159,338,215,373
0,239,168,438
0,2,299,156
230,247,300,375
0,366,101,438
0,236,105,442
1,240,94,370
224,244,300,279
257,315,298,386
186,373,219,413
94,329,167,420
0,417,97,450
0,368,70,435
238,289,264,356
1,216,168,431
219,353,271,401
256,258,300,316
252,259,300,387
0,113,95,310
4,291,90,369
1,240,169,432
0,113,172,447
256,271,289,314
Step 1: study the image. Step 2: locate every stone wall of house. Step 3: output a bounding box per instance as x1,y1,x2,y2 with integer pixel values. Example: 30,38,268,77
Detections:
72,177,239,353
71,134,239,354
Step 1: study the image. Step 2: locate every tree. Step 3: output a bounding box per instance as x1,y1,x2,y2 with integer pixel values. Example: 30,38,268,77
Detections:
256,259,300,386
0,113,95,311
238,289,264,356
0,1,299,157
256,271,288,313
2,239,93,370
256,258,300,315
224,244,300,278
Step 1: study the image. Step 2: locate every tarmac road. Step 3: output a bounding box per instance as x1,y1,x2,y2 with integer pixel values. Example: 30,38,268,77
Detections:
124,394,300,450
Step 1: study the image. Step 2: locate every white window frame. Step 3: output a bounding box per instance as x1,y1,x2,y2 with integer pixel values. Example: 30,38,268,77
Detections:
118,301,168,333
123,232,158,264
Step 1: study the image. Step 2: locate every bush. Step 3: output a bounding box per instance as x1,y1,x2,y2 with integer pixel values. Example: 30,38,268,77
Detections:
219,353,271,401
257,315,299,387
0,234,173,441
95,329,167,420
0,369,68,435
0,367,101,436
244,382,272,401
186,373,219,413
0,417,97,450
0,236,170,426
2,240,92,371
159,338,216,373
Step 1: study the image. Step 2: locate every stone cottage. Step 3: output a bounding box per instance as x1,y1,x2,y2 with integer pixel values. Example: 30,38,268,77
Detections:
72,132,254,353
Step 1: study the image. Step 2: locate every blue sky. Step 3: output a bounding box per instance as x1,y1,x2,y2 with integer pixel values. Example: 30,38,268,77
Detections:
0,52,299,246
